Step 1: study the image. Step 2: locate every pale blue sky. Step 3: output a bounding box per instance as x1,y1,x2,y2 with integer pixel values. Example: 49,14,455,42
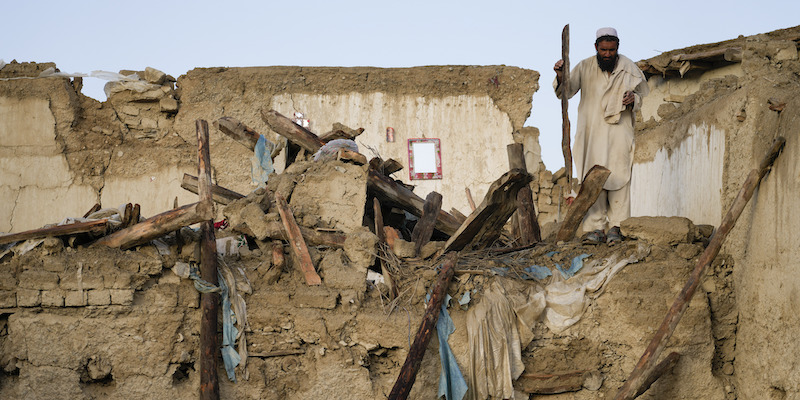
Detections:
4,0,799,171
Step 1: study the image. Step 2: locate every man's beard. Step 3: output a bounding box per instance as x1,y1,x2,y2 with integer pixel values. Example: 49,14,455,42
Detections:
597,53,618,72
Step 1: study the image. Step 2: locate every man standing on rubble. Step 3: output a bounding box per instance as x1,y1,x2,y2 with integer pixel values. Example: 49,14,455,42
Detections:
553,27,649,244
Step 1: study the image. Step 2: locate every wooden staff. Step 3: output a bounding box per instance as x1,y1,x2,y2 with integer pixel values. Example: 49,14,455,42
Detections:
197,119,220,400
614,137,785,400
388,252,458,400
560,24,573,187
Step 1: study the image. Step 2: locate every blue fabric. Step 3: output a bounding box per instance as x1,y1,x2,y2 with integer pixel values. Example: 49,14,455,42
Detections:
556,253,591,279
218,272,241,382
250,135,274,188
523,265,553,280
436,294,467,400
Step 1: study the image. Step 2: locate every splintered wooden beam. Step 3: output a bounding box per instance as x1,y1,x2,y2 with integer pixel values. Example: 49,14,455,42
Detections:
555,165,611,242
373,197,398,299
181,173,245,205
215,116,261,150
614,137,785,400
319,127,365,142
260,109,325,154
337,148,367,165
274,193,322,285
367,169,462,237
411,191,442,257
507,143,542,244
93,201,213,250
197,119,220,400
443,169,532,253
230,219,346,248
388,252,458,400
0,219,109,246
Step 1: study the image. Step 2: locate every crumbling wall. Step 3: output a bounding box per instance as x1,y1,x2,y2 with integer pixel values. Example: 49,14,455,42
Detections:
631,26,800,399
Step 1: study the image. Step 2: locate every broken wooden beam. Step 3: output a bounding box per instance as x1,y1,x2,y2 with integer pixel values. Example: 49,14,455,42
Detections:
271,240,285,269
388,252,458,400
181,173,245,205
631,352,680,399
373,198,398,299
614,137,785,400
555,165,611,242
337,148,367,165
368,169,462,237
449,208,467,224
214,116,262,152
411,191,442,257
231,219,346,248
260,109,325,154
517,370,588,394
93,201,213,250
196,119,221,400
0,219,109,246
82,203,101,218
671,46,742,63
274,193,322,285
319,127,365,142
369,157,404,176
442,169,532,253
507,143,542,244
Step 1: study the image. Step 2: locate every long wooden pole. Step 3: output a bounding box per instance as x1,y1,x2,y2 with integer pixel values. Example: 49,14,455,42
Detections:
614,137,785,400
93,201,212,249
197,119,220,400
388,252,458,400
560,24,573,187
0,219,108,246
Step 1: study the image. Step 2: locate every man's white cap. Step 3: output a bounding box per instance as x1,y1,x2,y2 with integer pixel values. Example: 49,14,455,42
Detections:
596,27,618,39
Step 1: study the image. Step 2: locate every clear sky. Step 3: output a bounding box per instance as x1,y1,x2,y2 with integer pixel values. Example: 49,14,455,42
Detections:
4,0,799,171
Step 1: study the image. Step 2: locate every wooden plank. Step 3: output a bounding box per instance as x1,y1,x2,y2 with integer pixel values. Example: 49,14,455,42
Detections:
449,208,467,224
274,193,322,285
411,191,442,257
368,169,461,237
555,165,611,242
388,252,458,400
197,119,220,400
560,24,573,187
507,143,542,244
614,137,785,400
93,201,213,250
0,219,108,246
260,109,325,154
181,173,245,205
214,116,261,151
319,127,364,142
443,169,532,253
337,148,368,165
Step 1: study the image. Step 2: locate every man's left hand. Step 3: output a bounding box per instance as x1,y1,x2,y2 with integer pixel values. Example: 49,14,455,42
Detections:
622,91,635,108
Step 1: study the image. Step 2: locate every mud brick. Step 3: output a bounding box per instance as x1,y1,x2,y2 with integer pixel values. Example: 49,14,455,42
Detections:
0,272,16,290
87,289,111,306
111,271,133,289
65,291,87,307
17,289,41,307
41,290,65,307
177,283,200,308
154,285,178,308
42,257,66,273
294,287,338,310
109,289,134,306
18,270,59,290
0,290,16,308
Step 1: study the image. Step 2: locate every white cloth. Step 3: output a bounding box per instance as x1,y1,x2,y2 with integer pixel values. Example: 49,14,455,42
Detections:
554,54,649,191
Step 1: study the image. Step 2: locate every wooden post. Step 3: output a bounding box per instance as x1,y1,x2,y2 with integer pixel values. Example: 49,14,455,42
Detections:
0,219,109,246
411,192,443,257
93,201,213,250
555,165,610,242
197,119,220,400
443,169,532,253
614,137,785,400
274,193,322,285
560,24,573,188
507,143,542,244
214,117,261,150
388,252,458,400
181,173,245,205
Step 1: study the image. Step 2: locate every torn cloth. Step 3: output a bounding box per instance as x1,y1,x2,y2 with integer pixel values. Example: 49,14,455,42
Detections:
437,294,468,400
